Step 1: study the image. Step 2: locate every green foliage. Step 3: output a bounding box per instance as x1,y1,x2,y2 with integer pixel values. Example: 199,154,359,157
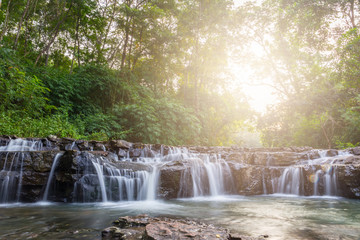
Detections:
0,110,82,138
0,0,252,145
0,49,54,117
112,97,201,145
335,140,359,150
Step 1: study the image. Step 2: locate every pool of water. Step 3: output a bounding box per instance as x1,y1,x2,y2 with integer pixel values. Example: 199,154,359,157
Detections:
0,195,359,239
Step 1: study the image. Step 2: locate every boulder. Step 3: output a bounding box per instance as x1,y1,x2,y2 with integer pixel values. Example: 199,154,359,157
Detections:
110,140,133,150
352,147,360,155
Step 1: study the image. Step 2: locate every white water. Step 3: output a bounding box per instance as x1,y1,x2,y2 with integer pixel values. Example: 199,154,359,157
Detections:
178,152,233,198
0,139,51,203
91,159,108,202
0,139,44,152
73,145,232,202
0,152,26,202
272,150,352,196
43,153,64,201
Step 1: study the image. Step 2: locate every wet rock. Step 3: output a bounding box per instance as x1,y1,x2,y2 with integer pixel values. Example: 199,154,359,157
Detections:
113,215,150,228
76,140,91,151
326,149,338,157
92,142,107,151
145,219,229,240
110,140,133,150
102,226,125,239
104,215,235,240
118,149,128,157
129,149,142,158
0,136,10,147
30,151,55,172
158,161,185,199
352,147,360,155
337,165,360,198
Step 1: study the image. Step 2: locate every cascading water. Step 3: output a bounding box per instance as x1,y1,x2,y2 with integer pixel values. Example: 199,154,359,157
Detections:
0,138,44,152
271,150,350,196
0,139,44,203
71,144,234,202
73,147,167,202
178,151,234,198
43,152,64,201
276,167,304,195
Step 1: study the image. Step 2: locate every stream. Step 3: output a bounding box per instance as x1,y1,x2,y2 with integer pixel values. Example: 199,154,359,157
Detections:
1,195,360,240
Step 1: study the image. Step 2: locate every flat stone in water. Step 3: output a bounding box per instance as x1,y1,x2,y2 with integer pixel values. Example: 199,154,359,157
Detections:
102,215,257,240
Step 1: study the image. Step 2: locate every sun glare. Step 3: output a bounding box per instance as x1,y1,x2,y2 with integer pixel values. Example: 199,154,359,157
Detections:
229,57,278,114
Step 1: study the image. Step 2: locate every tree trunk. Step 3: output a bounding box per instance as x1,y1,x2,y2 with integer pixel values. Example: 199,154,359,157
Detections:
35,1,73,65
127,21,135,69
76,14,80,67
0,0,12,42
349,0,356,28
120,20,131,69
131,26,143,71
14,0,31,50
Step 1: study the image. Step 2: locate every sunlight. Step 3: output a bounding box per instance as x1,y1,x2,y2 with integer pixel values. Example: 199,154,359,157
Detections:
242,83,278,113
229,54,278,114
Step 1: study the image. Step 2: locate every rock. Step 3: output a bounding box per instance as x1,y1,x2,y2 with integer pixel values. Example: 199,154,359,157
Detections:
48,135,57,140
104,215,235,240
326,149,338,157
352,147,360,155
102,227,124,239
110,140,133,150
76,140,91,151
129,149,142,158
113,215,150,228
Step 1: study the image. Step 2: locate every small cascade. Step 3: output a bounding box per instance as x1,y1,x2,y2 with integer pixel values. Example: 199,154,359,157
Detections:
0,152,26,202
91,159,108,202
73,150,163,202
313,170,322,195
262,168,267,195
271,150,350,196
0,139,46,203
43,153,64,201
276,167,304,195
0,139,44,152
72,145,234,202
178,153,233,198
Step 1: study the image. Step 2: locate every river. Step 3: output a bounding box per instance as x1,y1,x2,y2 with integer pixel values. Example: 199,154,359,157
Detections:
1,195,359,240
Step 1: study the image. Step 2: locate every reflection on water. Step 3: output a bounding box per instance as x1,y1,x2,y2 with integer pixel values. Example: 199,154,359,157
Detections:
0,195,359,239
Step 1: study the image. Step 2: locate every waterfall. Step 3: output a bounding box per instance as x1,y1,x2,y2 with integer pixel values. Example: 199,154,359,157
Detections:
72,145,233,202
276,167,303,195
91,159,108,202
73,150,163,202
313,170,322,195
178,153,233,198
0,139,44,152
0,139,44,203
262,168,267,195
43,153,64,201
273,150,349,197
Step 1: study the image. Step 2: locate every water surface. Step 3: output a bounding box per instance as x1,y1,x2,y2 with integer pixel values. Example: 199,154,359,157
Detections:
0,195,359,239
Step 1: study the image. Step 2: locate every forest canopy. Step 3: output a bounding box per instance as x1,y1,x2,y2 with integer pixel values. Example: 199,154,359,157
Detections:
0,0,360,148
